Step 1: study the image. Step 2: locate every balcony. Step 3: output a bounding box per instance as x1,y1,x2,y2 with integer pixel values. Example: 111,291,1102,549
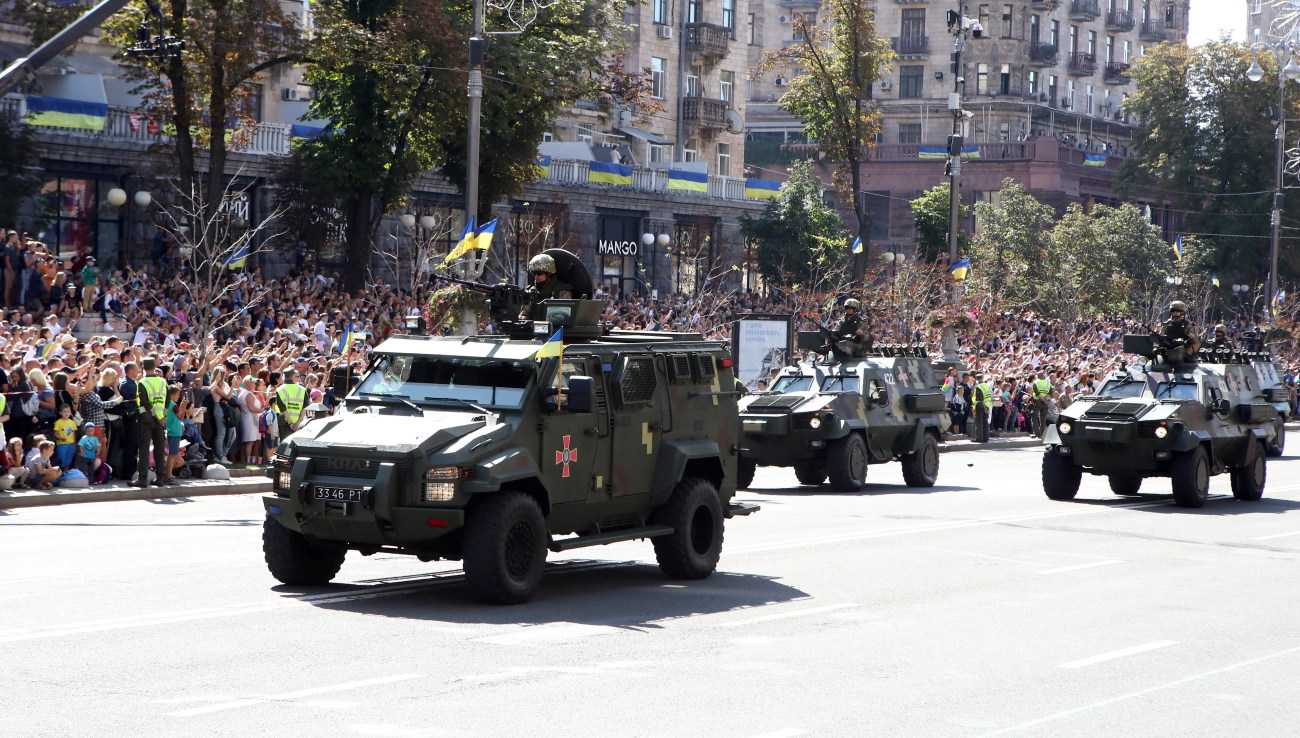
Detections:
1031,0,1059,9
681,96,730,130
1106,9,1135,31
1067,51,1097,76
891,36,930,58
1029,43,1059,66
1103,62,1131,84
1069,0,1100,20
1140,21,1167,41
685,23,732,61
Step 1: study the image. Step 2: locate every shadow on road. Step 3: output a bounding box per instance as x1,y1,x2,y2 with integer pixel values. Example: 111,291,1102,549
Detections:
746,482,980,497
1050,493,1300,515
280,561,809,628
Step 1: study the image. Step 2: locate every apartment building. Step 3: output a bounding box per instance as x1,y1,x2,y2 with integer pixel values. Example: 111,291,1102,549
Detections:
744,0,1190,251
1247,0,1298,43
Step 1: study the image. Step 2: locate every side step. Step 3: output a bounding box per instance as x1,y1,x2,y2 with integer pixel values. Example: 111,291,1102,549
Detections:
549,524,674,552
727,502,761,517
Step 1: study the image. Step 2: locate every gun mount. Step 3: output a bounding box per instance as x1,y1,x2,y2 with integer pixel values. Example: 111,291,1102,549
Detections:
435,249,600,340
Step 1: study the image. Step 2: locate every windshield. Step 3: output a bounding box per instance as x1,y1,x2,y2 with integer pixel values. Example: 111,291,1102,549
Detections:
1099,378,1147,398
821,375,860,392
354,354,535,408
1153,381,1198,400
771,375,814,392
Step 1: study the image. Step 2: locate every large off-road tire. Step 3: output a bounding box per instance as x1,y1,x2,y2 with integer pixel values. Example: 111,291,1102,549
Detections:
463,491,548,604
263,516,346,585
736,456,757,490
1042,449,1082,501
651,476,724,580
793,459,827,486
826,433,868,491
1108,475,1143,496
1230,442,1267,502
901,433,940,488
1171,445,1210,508
1267,416,1286,458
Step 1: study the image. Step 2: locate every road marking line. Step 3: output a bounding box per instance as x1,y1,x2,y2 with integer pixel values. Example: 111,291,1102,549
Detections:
167,674,423,716
915,545,1046,567
748,730,808,738
1035,560,1125,575
719,603,858,628
1252,530,1300,541
977,643,1300,737
472,622,620,645
1058,640,1179,669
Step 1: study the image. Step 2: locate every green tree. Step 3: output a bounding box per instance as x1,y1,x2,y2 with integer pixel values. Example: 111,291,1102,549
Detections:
1122,40,1296,285
740,159,849,291
910,183,968,263
754,0,892,247
1046,202,1170,322
969,179,1055,304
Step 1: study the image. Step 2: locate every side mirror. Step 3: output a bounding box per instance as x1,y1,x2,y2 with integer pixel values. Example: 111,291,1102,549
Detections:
1212,398,1231,416
566,376,596,413
873,388,888,406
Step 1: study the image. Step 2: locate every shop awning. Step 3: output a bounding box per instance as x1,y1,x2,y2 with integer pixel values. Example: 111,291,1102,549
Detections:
615,126,672,145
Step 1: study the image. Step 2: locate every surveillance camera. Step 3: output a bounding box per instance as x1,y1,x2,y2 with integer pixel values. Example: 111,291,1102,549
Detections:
962,110,975,119
956,76,965,83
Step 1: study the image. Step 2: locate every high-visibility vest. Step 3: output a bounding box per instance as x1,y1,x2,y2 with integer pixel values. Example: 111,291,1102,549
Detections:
1033,378,1052,399
276,383,307,426
0,393,7,417
974,382,993,410
137,375,168,420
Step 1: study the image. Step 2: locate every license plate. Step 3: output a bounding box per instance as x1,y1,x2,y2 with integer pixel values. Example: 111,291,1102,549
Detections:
313,486,371,505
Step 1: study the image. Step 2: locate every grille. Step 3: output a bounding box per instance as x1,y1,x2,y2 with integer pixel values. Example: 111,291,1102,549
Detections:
693,354,716,382
747,395,804,409
313,457,409,480
619,357,658,404
1083,401,1147,419
669,354,692,384
600,513,639,530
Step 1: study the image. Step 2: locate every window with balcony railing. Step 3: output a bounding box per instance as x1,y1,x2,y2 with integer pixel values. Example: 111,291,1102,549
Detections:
892,36,929,55
1068,52,1096,75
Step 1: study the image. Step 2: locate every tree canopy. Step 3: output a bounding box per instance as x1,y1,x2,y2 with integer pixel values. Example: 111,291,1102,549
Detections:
910,182,967,263
740,159,850,292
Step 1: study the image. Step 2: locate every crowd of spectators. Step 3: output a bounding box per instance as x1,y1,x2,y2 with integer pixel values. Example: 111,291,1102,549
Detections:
0,220,1295,490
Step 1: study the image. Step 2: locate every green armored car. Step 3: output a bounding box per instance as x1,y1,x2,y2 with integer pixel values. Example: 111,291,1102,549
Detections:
737,336,947,491
262,251,756,604
1042,334,1276,508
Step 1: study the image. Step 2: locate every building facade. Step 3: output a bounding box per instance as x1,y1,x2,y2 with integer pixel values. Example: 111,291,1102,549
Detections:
1247,0,1298,43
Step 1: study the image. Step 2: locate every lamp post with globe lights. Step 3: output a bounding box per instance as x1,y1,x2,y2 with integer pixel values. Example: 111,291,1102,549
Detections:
106,186,152,263
1245,43,1300,317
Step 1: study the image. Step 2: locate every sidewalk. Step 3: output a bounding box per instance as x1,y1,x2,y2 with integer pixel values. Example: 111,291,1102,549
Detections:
0,467,272,509
940,432,1044,453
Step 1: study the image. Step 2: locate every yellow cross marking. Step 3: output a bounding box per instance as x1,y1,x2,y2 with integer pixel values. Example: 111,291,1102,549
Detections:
594,475,603,491
641,421,654,455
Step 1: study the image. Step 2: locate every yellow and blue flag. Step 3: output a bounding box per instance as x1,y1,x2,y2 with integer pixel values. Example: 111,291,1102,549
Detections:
38,342,56,359
588,161,632,186
472,218,498,251
1173,234,1183,261
336,327,353,353
745,178,782,200
918,145,947,160
1083,154,1107,167
535,328,564,360
1212,274,1220,288
668,169,708,193
224,245,249,270
1273,289,1287,314
27,96,107,131
534,154,551,178
950,257,971,281
851,237,863,254
439,217,476,268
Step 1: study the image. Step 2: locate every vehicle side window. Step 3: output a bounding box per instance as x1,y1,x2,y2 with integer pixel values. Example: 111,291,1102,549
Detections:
613,355,657,407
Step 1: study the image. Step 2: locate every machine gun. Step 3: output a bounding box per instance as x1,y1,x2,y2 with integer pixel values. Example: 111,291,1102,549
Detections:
1122,332,1200,369
809,319,872,360
433,273,533,336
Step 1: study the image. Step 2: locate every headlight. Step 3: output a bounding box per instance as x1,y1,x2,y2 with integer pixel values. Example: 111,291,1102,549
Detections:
276,470,292,490
1058,421,1073,435
425,466,470,480
1154,426,1169,439
422,466,470,502
808,416,822,429
423,482,456,502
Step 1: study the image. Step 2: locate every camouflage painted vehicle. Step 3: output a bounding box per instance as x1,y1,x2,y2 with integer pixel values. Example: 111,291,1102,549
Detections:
736,337,948,491
262,251,756,604
1042,335,1276,508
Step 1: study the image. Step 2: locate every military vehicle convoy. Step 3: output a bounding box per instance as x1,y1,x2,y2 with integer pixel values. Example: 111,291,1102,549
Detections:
736,336,948,491
1042,335,1278,508
262,251,756,604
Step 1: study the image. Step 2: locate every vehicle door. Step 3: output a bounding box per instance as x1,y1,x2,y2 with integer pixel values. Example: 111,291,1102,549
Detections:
604,352,662,498
1202,375,1241,459
539,356,606,506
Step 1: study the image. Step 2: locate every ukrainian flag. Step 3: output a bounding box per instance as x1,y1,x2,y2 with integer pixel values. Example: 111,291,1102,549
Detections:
336,327,353,353
26,96,107,131
439,217,476,268
1083,154,1107,167
588,161,632,186
535,328,564,360
668,169,708,193
1173,234,1183,261
1273,289,1287,314
850,237,863,254
918,145,947,159
950,257,971,281
472,218,498,251
534,154,551,179
224,245,249,270
745,178,782,200
1212,274,1220,288
38,342,56,359
960,145,980,159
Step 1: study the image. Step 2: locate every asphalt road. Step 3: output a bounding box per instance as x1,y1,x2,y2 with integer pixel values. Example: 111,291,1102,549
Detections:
4,434,1300,738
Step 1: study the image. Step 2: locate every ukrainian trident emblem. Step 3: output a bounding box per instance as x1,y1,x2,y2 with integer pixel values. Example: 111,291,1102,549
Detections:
555,434,578,477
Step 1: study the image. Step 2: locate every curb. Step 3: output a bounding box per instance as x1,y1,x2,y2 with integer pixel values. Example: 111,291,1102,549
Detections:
940,438,1043,453
0,476,271,509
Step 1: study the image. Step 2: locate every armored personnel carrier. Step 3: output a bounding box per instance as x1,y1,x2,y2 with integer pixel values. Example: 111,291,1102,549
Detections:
1042,335,1275,508
736,335,947,491
261,251,756,604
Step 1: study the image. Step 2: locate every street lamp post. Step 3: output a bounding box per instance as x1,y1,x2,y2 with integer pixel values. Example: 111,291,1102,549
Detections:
1246,43,1300,319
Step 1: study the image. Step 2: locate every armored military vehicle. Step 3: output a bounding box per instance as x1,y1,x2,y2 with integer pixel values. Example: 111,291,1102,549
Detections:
262,251,756,604
736,336,948,491
1042,335,1275,508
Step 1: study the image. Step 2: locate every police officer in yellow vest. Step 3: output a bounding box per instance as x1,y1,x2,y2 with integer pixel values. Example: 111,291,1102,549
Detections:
273,369,308,440
1031,372,1053,439
972,373,993,443
134,357,173,487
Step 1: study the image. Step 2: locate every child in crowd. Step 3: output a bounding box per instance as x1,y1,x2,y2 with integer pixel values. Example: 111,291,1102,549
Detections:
165,385,184,480
24,434,46,466
27,439,61,489
0,437,29,489
53,403,77,469
76,421,102,481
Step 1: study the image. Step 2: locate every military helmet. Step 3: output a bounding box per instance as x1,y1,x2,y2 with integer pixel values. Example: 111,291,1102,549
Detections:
527,253,557,275
1214,324,1227,334
843,298,861,309
1169,300,1187,313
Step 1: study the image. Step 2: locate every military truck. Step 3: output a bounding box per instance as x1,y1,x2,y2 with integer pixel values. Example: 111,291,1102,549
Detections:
261,251,756,604
736,336,948,491
1042,335,1275,508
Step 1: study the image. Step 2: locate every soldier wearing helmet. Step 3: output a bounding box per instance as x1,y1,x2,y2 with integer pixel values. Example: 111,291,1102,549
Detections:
1158,300,1200,363
1209,323,1232,349
820,297,871,355
521,253,573,318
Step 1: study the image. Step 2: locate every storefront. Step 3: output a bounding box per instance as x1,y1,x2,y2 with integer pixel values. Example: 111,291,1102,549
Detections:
595,209,651,298
33,170,126,264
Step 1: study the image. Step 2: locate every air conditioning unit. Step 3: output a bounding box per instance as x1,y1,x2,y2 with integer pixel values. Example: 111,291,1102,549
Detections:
778,15,789,23
1038,92,1049,101
282,88,301,101
656,25,673,39
774,76,788,87
880,79,892,91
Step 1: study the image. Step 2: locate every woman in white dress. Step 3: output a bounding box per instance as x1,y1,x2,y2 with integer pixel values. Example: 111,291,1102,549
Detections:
238,375,263,464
